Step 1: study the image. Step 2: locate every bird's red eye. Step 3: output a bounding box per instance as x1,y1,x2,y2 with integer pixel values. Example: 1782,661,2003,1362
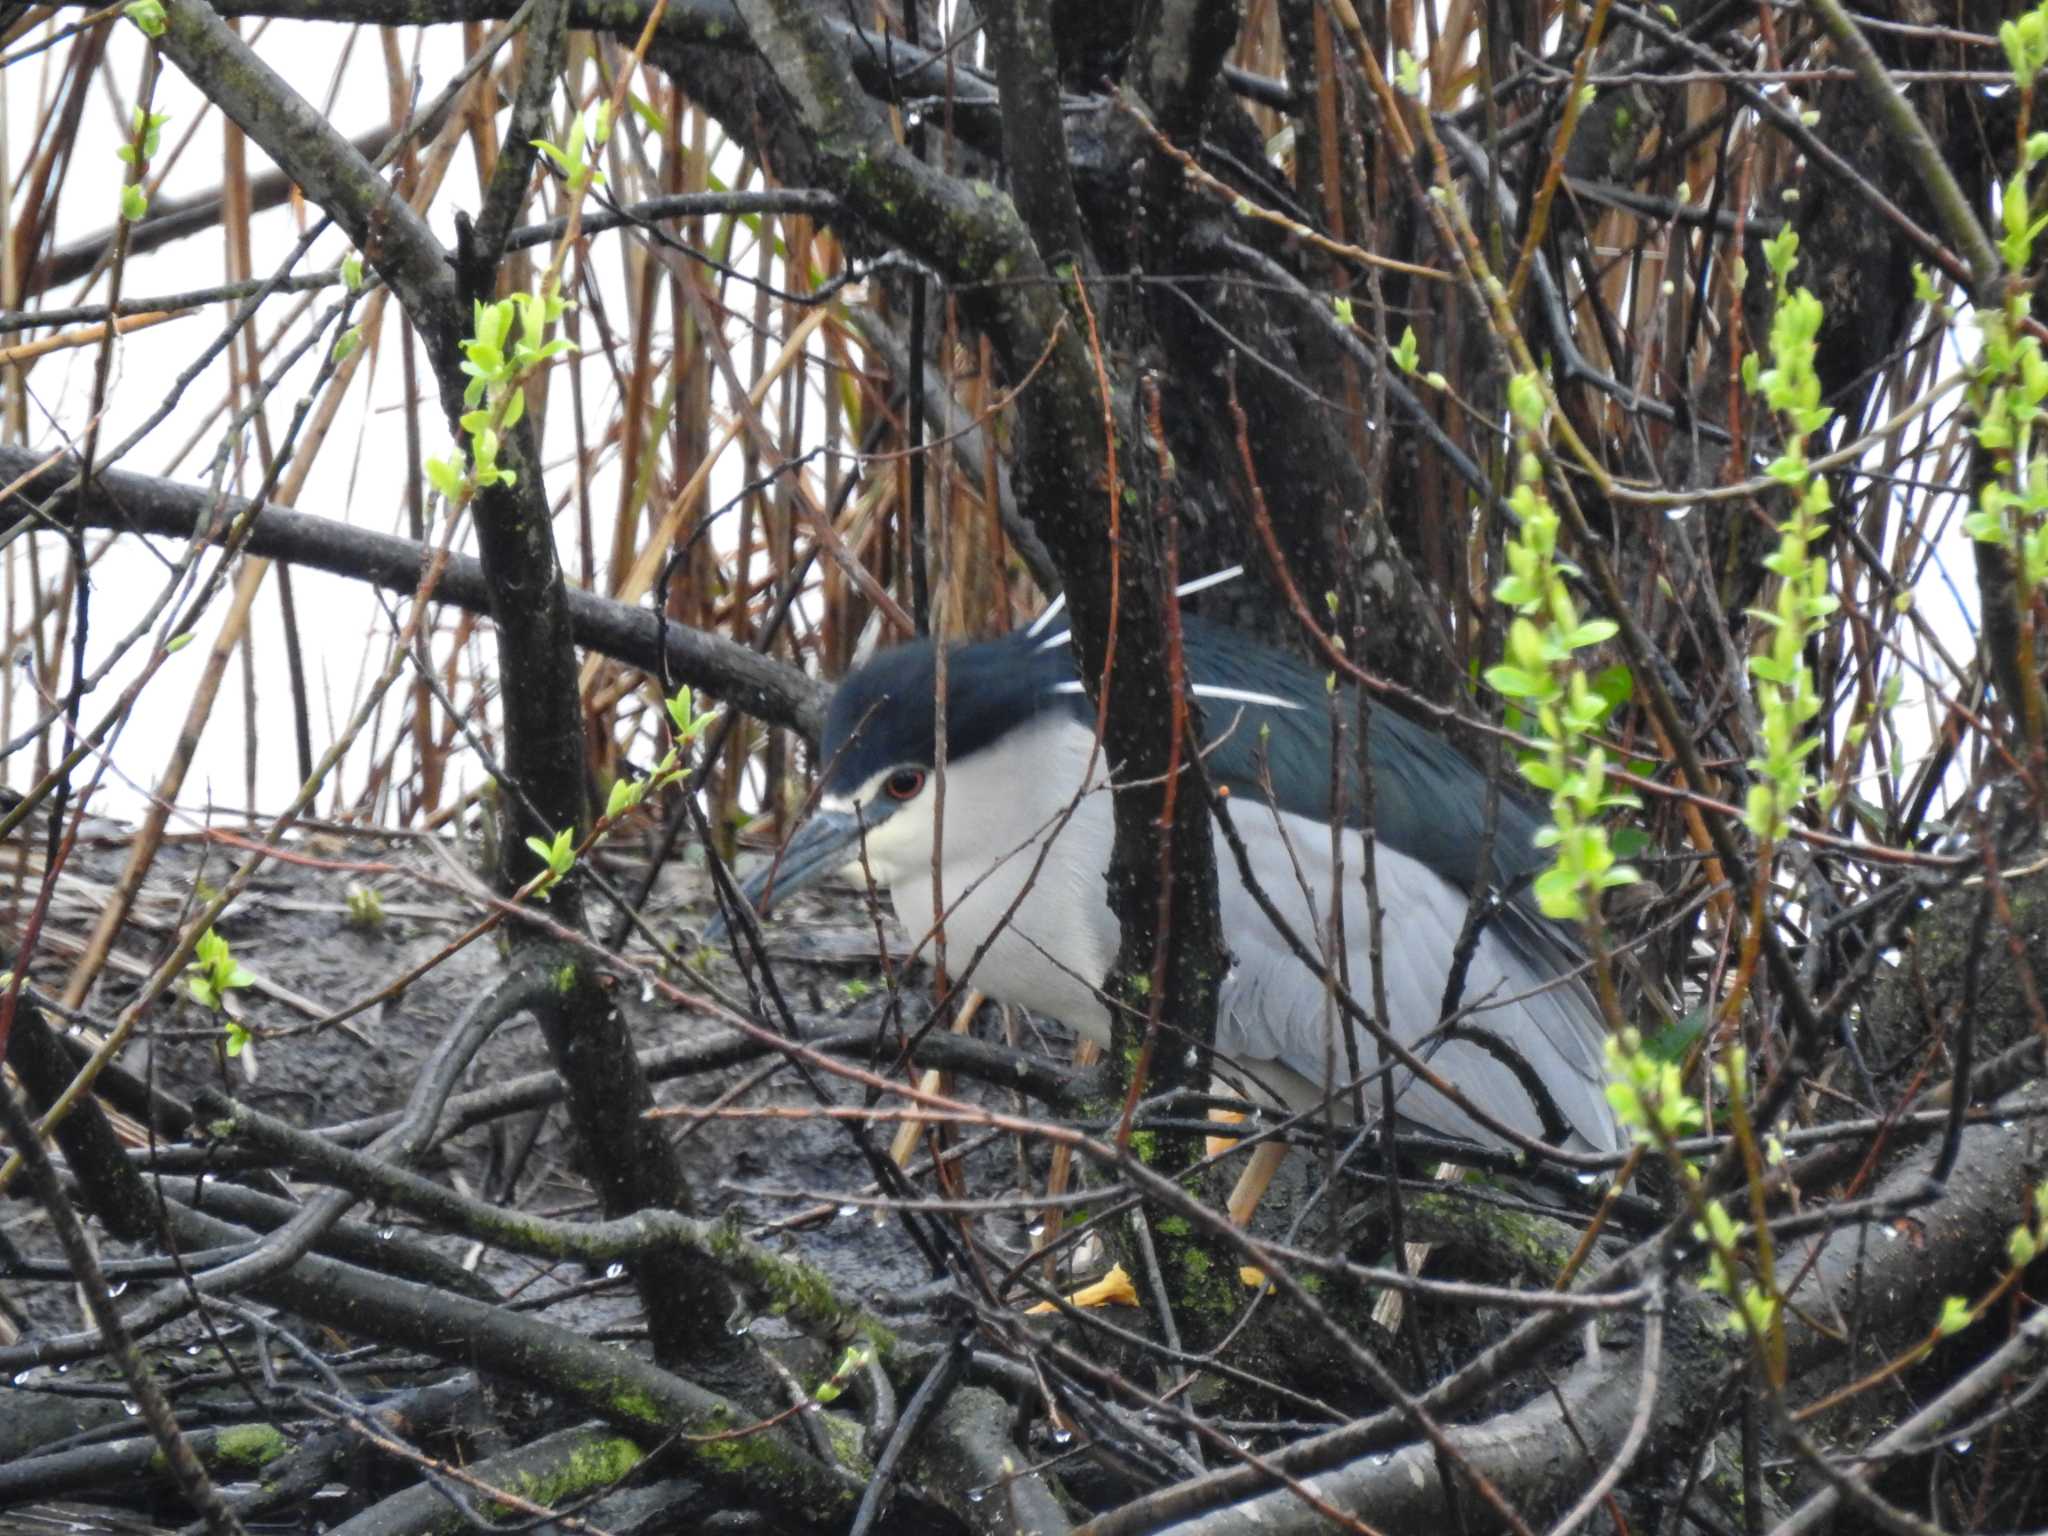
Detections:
884,768,926,801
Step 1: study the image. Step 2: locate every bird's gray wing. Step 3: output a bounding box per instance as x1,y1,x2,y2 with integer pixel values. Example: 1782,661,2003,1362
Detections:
1180,616,1559,929
1213,806,1619,1153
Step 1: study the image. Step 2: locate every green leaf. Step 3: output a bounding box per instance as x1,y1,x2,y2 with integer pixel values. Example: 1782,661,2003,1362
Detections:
425,456,466,503
1963,509,2012,547
1483,664,1548,700
1636,1014,1707,1070
120,183,149,223
1612,825,1652,859
1533,869,1588,921
1565,618,1619,650
1936,1295,1973,1336
626,91,668,135
672,687,719,742
605,777,636,819
2007,1224,2038,1269
1391,326,1419,374
125,0,166,35
1591,664,1633,713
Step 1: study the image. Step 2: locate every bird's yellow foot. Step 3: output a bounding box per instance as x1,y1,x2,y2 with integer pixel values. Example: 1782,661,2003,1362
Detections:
1206,1107,1246,1159
1026,1262,1139,1313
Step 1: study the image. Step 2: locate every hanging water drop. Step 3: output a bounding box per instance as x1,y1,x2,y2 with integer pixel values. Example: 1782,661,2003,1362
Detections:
965,1487,986,1504
837,1204,859,1219
122,1400,140,1416
604,1262,626,1280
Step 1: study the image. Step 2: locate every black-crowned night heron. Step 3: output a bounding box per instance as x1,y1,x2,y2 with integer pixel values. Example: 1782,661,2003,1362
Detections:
733,610,1623,1221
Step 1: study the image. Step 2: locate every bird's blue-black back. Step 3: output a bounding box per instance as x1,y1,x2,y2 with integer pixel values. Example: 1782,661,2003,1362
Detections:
820,618,1557,924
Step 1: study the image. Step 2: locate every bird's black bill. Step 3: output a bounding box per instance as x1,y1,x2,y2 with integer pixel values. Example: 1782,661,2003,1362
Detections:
702,808,867,945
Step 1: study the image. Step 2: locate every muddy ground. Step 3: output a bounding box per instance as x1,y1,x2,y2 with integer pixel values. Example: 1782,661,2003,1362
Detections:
0,812,1064,1449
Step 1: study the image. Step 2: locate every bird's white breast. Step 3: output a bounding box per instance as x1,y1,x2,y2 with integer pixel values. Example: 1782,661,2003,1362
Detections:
876,714,1120,1043
853,713,1615,1152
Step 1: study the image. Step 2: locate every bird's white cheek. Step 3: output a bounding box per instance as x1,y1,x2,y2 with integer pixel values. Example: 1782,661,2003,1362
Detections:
849,802,928,886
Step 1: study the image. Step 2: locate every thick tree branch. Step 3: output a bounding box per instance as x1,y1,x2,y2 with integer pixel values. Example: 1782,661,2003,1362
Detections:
1,994,860,1529
980,0,1091,273
469,0,570,265
1086,1073,2047,1535
734,0,1226,1112
158,0,457,352
0,446,826,738
1803,0,2001,303
208,0,1010,110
